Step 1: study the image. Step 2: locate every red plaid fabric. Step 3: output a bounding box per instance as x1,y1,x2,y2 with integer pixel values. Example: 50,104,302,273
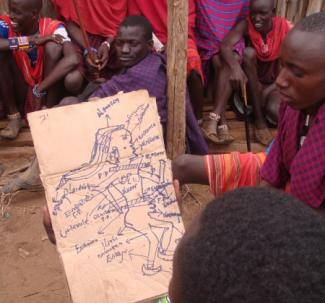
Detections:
260,102,325,208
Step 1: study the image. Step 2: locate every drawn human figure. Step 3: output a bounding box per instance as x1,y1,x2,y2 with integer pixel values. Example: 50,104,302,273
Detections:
53,111,182,276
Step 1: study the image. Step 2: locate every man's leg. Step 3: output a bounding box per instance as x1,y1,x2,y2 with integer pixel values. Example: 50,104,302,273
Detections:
263,85,281,126
43,42,65,108
243,47,273,146
0,51,26,139
187,70,204,121
64,69,84,95
201,54,235,144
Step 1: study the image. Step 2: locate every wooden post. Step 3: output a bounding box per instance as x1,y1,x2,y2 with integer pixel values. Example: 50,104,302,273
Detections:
0,1,8,14
306,0,324,15
167,0,188,159
276,0,288,17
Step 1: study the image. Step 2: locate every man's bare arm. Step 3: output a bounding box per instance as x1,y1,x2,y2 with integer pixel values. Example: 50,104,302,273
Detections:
220,19,248,92
172,155,209,186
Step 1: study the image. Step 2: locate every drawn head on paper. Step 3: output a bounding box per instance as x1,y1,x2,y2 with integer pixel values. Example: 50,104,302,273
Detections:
91,125,137,164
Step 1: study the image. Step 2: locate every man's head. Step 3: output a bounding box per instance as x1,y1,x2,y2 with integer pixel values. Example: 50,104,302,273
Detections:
92,125,136,164
169,187,325,303
276,12,325,113
8,0,42,34
115,16,153,68
250,0,275,34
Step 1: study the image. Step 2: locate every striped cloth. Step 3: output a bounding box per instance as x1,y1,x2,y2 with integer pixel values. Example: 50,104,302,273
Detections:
195,0,250,77
205,152,266,197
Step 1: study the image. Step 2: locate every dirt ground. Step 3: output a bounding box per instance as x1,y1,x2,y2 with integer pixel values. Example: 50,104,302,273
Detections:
0,154,213,303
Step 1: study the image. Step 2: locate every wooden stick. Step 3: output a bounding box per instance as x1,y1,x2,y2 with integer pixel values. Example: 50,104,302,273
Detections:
71,0,91,50
71,0,100,72
166,0,188,159
242,85,251,152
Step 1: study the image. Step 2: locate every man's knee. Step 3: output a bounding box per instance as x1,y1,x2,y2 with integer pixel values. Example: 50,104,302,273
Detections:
212,54,222,70
45,42,63,62
64,70,83,94
243,47,257,67
58,96,80,107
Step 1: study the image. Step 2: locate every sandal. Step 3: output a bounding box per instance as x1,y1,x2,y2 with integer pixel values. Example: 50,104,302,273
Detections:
255,127,274,146
0,112,23,140
1,157,42,194
200,112,222,144
217,124,234,145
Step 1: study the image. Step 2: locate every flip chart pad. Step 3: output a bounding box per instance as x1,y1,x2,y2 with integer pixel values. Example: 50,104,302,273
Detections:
28,90,184,303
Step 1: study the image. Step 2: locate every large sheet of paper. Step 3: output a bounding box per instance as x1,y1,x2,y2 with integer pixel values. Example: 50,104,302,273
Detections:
28,90,184,303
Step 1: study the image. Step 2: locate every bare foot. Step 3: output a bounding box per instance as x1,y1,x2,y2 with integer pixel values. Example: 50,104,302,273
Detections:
255,127,273,146
0,116,23,139
201,112,222,144
217,124,234,145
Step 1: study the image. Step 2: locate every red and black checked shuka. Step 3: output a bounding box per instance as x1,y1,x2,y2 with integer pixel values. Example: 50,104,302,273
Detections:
260,102,325,208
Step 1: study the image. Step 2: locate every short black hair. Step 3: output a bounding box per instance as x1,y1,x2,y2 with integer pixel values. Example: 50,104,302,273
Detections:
250,0,276,10
177,187,325,303
119,15,153,41
9,0,42,12
295,11,325,33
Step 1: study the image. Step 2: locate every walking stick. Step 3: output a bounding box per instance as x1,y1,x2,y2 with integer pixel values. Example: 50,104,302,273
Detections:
71,0,101,78
242,84,251,152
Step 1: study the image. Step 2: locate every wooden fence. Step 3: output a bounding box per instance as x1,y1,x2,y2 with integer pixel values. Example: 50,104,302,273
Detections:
276,0,325,23
0,0,325,21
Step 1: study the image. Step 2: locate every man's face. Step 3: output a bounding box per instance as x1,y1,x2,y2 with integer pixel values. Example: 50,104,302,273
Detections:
250,0,274,34
115,25,152,68
276,30,325,112
9,0,37,33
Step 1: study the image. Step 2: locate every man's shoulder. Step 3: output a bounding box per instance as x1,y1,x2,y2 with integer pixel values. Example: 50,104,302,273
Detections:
130,53,166,74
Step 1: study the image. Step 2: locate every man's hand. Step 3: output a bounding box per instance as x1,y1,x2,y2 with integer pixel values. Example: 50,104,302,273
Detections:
96,43,110,70
86,49,101,70
229,65,248,92
29,34,65,46
42,206,56,245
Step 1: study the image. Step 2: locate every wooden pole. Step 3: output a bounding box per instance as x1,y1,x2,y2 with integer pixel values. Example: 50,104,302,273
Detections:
306,0,324,15
276,0,288,17
166,0,188,159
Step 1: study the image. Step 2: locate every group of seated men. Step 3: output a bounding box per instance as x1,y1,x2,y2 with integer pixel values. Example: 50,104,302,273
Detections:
0,0,324,206
1,0,287,145
1,0,325,301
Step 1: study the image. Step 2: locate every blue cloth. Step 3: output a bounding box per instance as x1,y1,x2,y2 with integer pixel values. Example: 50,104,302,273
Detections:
92,53,208,155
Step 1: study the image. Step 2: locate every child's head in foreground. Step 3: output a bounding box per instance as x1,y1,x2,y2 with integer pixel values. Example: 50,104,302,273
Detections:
169,187,325,303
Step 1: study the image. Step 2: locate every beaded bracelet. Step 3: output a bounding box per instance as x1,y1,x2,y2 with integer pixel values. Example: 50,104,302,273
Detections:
8,37,19,50
17,36,30,50
8,36,34,51
32,84,47,99
83,47,98,57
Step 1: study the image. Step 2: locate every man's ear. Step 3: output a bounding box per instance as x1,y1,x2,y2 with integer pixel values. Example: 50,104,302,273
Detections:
30,9,40,21
272,7,276,16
